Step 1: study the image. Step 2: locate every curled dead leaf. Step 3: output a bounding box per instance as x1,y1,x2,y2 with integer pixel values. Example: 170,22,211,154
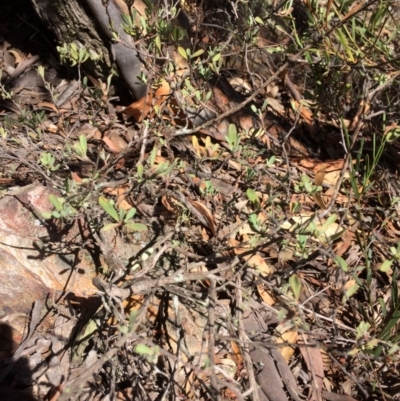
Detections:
190,200,216,236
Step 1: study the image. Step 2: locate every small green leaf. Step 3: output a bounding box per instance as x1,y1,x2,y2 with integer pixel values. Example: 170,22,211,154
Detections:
191,49,204,58
246,188,260,210
118,208,126,222
318,213,337,234
334,255,348,272
228,123,237,140
49,194,63,211
137,163,144,179
124,207,137,221
289,274,302,301
155,35,161,51
125,222,148,232
344,283,359,300
380,259,393,272
102,223,120,231
37,66,45,79
79,134,87,156
99,196,120,222
178,46,188,60
41,211,53,219
356,321,371,340
212,53,221,62
135,344,157,356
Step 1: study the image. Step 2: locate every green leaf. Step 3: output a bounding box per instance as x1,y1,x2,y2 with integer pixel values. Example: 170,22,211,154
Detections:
124,207,137,221
318,213,337,234
41,211,53,220
102,223,120,231
178,46,187,60
137,163,144,179
79,134,87,156
155,35,161,52
334,255,348,272
356,321,371,340
246,188,260,210
149,145,157,166
118,208,126,222
212,53,221,62
386,128,400,142
380,259,393,272
98,196,120,222
344,283,359,300
37,66,45,79
191,49,204,58
125,222,148,232
49,194,63,211
135,344,158,356
228,123,237,140
289,274,302,301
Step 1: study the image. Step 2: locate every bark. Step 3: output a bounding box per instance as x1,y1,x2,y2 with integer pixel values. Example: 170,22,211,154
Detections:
30,0,147,99
30,0,112,78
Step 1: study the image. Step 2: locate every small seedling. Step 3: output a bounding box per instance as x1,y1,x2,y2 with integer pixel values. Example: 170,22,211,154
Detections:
225,124,241,153
39,152,60,174
42,194,77,220
246,188,261,210
294,174,321,195
99,196,147,232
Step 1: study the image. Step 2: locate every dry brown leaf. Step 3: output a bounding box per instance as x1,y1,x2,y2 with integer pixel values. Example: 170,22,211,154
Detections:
38,101,59,113
266,96,285,114
257,284,275,305
77,123,102,140
231,340,243,366
123,80,171,122
276,330,298,362
190,200,216,236
313,169,327,209
8,49,23,65
334,229,355,257
117,198,131,211
103,133,127,154
46,123,58,133
238,115,254,131
201,226,210,241
161,195,178,214
213,86,230,112
247,253,272,275
228,159,242,171
71,171,83,184
278,248,294,264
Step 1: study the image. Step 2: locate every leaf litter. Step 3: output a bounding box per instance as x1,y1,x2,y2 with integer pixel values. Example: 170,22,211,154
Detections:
1,0,400,400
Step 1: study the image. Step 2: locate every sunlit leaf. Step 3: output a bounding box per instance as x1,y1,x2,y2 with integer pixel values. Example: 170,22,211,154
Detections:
289,274,302,301
99,196,119,222
125,207,137,221
178,46,187,60
125,222,148,232
49,194,63,211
